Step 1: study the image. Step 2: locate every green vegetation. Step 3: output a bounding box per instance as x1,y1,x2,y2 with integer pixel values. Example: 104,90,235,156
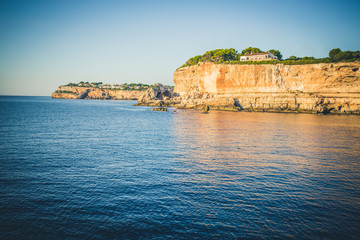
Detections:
287,56,300,60
179,47,360,68
181,48,239,68
329,48,342,59
268,49,283,60
65,82,154,91
241,47,263,55
180,47,282,68
55,90,76,94
329,48,360,61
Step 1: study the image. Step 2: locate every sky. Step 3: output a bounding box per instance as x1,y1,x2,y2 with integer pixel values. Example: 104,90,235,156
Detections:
0,0,360,96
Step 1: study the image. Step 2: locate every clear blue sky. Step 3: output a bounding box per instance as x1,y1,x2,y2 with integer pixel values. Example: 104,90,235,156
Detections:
1,0,359,96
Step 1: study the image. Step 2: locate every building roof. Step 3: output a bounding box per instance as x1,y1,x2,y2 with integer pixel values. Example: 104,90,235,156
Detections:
242,52,271,57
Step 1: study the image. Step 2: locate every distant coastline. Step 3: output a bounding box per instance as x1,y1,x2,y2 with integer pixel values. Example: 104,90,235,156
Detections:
52,86,144,100
52,60,360,114
51,82,158,100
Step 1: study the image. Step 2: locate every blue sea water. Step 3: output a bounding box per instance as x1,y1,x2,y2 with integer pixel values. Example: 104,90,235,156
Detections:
0,96,360,239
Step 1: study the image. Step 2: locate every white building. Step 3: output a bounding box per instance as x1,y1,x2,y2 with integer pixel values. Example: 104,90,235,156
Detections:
240,52,278,61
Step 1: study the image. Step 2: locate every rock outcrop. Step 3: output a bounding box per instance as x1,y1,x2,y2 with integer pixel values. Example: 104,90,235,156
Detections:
142,62,359,114
135,84,178,106
52,86,144,100
152,107,168,111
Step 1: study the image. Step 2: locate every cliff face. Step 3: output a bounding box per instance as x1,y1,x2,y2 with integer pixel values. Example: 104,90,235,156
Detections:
51,86,144,100
171,62,360,114
174,62,360,94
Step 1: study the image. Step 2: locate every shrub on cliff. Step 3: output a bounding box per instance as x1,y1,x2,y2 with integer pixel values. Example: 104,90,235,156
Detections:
183,55,202,67
241,47,263,55
281,58,332,65
329,48,360,61
180,48,240,68
210,48,239,62
287,56,300,60
329,48,342,59
267,49,283,60
301,56,315,60
334,51,354,61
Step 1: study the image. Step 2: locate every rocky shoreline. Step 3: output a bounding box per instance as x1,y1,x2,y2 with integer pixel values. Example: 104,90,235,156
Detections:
52,62,360,115
137,62,360,114
136,93,360,114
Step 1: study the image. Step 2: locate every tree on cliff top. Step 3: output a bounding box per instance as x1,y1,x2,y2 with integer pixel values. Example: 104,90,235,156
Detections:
241,47,263,55
329,48,342,59
184,55,201,67
199,48,239,63
206,48,239,63
241,47,282,60
287,56,300,60
180,48,240,68
267,49,283,60
329,48,360,61
179,47,360,69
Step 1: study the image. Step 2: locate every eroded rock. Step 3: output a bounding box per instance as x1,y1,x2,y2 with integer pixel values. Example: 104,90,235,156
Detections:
167,62,360,114
52,86,144,100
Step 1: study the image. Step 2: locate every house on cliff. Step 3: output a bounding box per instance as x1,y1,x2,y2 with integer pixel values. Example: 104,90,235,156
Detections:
240,52,277,61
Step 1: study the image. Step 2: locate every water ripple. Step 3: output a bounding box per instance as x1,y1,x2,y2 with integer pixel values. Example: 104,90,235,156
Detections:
0,97,360,239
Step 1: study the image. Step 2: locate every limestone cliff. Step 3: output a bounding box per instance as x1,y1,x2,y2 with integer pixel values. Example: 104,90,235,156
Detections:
52,86,144,100
168,62,360,114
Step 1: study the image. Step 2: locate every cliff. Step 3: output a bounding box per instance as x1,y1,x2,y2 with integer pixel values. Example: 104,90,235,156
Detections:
168,62,360,114
138,62,360,114
51,86,144,100
174,62,360,94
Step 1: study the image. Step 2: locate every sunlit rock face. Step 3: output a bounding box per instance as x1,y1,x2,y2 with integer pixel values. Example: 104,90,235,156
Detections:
51,86,144,100
172,62,360,114
138,84,174,103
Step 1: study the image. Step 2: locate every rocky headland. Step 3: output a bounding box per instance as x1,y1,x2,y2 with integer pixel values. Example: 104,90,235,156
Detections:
52,86,144,100
138,62,360,114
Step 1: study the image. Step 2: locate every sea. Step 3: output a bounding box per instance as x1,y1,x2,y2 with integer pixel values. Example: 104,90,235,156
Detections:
1,96,360,239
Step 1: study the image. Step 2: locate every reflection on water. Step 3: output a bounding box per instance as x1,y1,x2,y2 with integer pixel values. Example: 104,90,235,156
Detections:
172,110,360,238
1,97,360,239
